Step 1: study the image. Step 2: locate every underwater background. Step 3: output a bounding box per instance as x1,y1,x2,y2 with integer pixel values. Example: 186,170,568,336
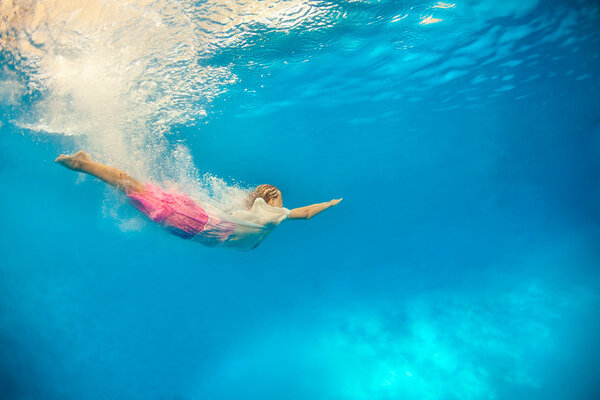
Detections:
1,0,599,399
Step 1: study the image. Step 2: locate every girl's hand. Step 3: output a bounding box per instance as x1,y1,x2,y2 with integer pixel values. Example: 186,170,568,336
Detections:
290,198,343,219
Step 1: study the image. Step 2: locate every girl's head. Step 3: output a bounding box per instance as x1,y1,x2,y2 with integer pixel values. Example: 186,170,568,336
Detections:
246,184,283,208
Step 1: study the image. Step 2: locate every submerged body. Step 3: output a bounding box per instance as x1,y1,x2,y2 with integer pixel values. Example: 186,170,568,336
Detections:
128,183,290,250
55,151,341,250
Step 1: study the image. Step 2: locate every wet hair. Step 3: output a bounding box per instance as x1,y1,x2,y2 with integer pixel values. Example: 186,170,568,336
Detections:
246,184,280,209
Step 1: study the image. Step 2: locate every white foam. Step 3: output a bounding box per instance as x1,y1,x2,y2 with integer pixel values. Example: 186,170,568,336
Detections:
0,0,332,207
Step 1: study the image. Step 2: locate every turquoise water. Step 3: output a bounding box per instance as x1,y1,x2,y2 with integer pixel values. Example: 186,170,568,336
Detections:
1,0,599,399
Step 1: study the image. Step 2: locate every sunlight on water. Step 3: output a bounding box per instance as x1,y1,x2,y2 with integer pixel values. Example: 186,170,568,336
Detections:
0,0,339,208
2,0,598,188
0,1,599,399
1,0,597,207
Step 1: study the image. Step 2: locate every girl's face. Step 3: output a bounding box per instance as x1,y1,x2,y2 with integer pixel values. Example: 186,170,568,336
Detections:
267,190,283,207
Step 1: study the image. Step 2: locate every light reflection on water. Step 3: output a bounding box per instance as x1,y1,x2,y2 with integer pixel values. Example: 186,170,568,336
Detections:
0,1,599,400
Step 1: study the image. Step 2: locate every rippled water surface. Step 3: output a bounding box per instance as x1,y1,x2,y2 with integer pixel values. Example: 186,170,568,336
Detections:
1,1,599,399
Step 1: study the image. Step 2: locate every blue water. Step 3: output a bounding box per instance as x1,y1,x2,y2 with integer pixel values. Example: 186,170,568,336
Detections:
1,1,599,399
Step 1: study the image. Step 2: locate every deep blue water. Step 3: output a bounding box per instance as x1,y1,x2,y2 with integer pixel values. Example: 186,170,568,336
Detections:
1,1,599,399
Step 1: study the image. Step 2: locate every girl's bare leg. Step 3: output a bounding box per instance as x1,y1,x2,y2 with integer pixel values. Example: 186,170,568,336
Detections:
55,151,145,193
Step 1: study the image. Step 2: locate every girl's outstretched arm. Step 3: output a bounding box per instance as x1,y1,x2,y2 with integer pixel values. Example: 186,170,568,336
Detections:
288,198,342,220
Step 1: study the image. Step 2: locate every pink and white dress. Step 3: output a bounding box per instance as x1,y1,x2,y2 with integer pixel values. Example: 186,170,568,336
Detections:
127,183,290,250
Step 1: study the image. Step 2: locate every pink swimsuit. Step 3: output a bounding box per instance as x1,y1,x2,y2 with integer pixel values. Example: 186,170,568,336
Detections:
127,183,215,240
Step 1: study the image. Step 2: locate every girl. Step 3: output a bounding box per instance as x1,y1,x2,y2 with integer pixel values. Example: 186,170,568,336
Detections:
55,151,342,250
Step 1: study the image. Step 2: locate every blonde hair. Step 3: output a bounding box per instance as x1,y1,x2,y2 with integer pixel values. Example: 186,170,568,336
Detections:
246,184,280,209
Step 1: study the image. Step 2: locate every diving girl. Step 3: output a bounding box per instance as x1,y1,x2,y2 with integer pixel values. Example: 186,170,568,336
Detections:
55,151,342,250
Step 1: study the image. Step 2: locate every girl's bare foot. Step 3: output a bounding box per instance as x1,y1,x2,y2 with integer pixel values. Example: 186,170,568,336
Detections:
55,150,92,171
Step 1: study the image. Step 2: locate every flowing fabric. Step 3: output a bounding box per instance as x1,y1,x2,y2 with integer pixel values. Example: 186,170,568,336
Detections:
201,198,291,250
127,184,290,250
